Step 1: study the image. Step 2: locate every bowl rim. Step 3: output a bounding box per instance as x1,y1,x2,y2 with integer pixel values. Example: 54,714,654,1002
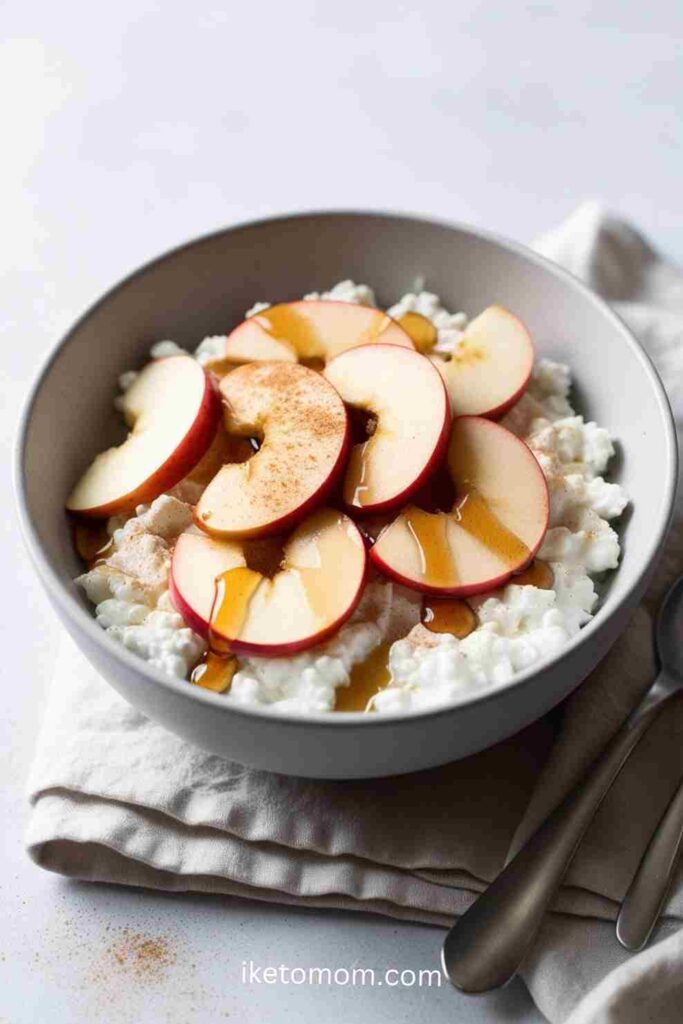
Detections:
14,208,679,729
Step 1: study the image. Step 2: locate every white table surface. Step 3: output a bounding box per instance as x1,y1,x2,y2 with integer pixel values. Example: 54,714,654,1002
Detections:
2,2,681,1020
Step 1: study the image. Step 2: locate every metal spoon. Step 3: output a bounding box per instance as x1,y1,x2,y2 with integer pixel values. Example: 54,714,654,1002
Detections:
616,775,683,951
442,575,683,994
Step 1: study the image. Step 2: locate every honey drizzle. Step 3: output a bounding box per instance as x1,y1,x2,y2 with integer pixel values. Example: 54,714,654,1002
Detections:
402,485,532,588
397,312,437,353
209,566,262,654
254,305,321,360
422,599,477,637
403,507,458,587
454,489,530,567
255,306,396,360
334,641,392,712
207,537,333,656
511,559,554,590
191,652,237,693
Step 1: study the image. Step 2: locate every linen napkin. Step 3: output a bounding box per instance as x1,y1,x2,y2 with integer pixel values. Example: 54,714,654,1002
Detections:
27,204,683,1024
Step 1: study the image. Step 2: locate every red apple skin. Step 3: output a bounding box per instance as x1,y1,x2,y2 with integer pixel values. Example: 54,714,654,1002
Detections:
476,310,534,420
484,373,532,421
170,520,368,657
194,410,351,541
369,543,536,599
168,570,212,639
369,417,550,598
326,344,453,519
70,364,222,519
440,307,534,420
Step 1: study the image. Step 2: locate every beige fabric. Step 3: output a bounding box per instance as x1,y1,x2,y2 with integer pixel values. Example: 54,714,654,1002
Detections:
26,204,683,1023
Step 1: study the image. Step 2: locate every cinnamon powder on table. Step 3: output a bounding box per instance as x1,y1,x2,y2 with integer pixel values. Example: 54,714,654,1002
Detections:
105,928,177,983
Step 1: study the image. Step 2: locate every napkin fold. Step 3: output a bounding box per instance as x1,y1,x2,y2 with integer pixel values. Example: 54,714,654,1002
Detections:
27,203,683,1024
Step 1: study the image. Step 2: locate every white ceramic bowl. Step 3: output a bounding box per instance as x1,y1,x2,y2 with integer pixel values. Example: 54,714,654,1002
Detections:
16,212,678,778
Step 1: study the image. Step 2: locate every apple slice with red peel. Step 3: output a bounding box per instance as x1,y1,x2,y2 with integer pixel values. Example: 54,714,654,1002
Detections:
370,416,549,597
196,362,349,539
66,356,221,518
324,344,451,516
220,300,414,367
437,306,534,418
170,509,367,656
169,526,245,637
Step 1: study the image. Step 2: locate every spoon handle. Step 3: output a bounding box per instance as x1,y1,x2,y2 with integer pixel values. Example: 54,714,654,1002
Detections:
442,693,668,994
616,778,683,951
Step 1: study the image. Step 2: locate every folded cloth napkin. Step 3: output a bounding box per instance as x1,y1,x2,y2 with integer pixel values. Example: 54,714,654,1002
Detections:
27,204,683,1024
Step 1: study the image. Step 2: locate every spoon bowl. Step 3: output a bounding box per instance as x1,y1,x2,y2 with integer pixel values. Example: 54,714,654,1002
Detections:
656,575,683,682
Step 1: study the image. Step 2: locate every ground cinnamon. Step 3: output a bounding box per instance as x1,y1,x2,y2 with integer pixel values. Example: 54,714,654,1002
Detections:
106,928,177,982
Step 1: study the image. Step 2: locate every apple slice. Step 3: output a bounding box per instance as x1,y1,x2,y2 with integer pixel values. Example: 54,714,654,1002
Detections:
370,416,549,597
170,509,366,656
220,300,414,367
66,356,221,518
438,306,534,418
196,362,348,538
324,344,451,515
169,526,245,636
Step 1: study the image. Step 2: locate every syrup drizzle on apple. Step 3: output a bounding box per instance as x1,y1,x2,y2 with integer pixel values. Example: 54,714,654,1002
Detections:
404,507,458,586
184,510,366,668
253,304,322,359
254,304,397,360
454,489,531,566
206,530,339,652
401,490,533,590
209,566,263,655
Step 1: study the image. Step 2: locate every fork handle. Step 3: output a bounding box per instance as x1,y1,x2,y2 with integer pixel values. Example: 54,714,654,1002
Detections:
616,778,683,951
442,689,670,994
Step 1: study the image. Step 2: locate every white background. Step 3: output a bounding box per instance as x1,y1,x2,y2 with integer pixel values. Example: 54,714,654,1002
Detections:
2,2,681,1021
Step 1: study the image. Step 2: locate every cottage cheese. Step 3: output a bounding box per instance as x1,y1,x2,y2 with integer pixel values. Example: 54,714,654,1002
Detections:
77,280,628,715
194,334,230,365
303,279,377,307
76,495,206,679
